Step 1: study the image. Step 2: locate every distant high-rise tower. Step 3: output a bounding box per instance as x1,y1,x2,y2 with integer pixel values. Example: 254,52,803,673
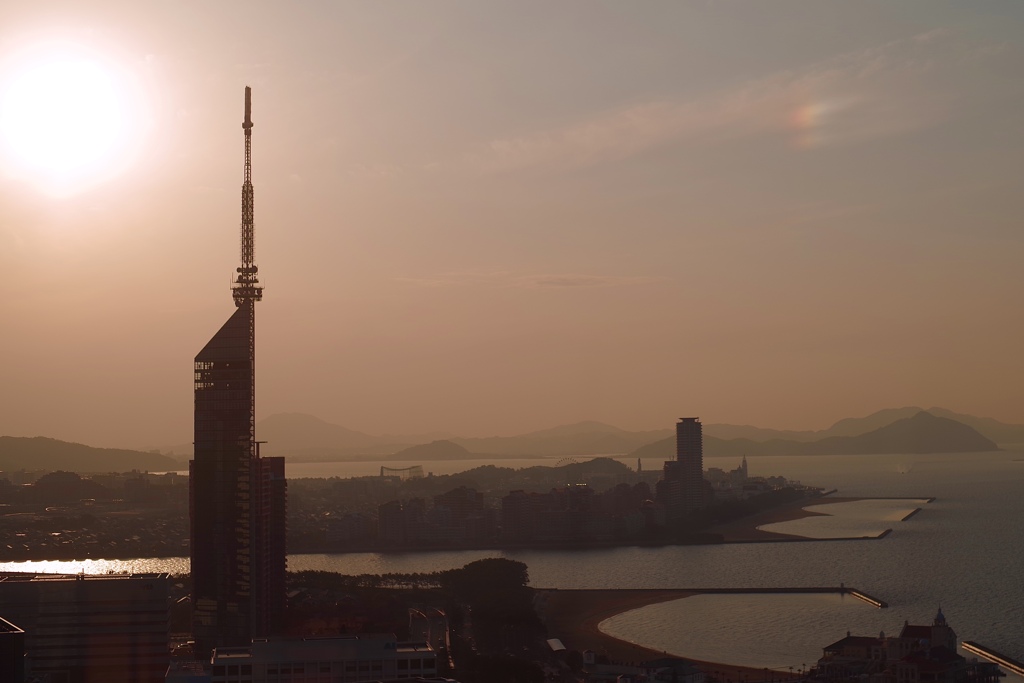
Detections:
675,417,704,510
190,87,286,657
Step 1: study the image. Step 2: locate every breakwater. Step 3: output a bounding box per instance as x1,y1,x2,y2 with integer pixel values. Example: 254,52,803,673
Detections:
962,641,1024,676
844,588,887,608
538,586,886,602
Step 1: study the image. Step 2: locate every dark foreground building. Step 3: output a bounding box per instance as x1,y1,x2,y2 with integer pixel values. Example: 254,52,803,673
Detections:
0,615,25,683
814,610,1002,683
190,87,286,657
0,572,169,683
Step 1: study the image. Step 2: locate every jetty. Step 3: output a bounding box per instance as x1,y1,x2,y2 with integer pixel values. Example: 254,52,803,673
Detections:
844,588,888,608
963,641,1024,676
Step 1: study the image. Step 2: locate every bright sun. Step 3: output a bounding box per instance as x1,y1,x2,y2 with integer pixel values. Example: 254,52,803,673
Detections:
0,46,144,195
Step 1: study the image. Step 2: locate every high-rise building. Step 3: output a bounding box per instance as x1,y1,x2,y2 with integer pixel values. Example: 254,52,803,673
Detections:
0,572,170,683
675,417,704,511
190,87,285,657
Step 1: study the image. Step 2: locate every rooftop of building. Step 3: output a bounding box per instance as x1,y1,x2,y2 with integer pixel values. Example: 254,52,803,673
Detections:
0,615,24,633
900,624,934,640
0,571,170,582
213,634,434,662
823,635,883,651
167,660,208,674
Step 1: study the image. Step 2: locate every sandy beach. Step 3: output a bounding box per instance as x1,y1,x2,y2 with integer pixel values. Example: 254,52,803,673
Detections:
711,495,864,542
537,589,798,681
534,497,873,678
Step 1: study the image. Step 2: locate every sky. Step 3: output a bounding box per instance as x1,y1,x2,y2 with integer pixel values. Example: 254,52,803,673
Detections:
0,1,1023,449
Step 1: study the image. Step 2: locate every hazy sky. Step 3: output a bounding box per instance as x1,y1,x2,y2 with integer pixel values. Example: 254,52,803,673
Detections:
1,2,1023,448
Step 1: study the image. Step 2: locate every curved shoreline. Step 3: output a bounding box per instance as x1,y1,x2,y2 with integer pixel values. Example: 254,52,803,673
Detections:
536,589,799,680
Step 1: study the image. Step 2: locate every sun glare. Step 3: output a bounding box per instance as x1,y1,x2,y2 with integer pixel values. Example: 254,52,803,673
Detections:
0,45,146,195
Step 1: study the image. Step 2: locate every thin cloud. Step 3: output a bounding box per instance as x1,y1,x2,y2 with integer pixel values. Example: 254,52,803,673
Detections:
398,271,664,289
530,274,662,288
471,30,984,172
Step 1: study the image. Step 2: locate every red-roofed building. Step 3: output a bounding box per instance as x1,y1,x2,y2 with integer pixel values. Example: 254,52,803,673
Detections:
814,610,1002,683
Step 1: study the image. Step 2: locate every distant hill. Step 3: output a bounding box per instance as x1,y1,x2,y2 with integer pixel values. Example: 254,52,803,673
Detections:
701,423,818,442
164,413,414,460
0,437,180,473
822,407,932,439
256,413,385,453
632,411,998,458
814,411,997,454
165,416,672,461
155,407,1024,463
516,421,634,438
388,440,475,460
704,407,1024,446
452,423,672,457
704,407,927,443
926,408,1024,445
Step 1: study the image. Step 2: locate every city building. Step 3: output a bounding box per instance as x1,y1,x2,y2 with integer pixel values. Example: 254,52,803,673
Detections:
0,572,170,683
814,610,1002,683
190,87,286,656
675,418,704,511
169,635,437,683
0,615,25,683
658,418,706,517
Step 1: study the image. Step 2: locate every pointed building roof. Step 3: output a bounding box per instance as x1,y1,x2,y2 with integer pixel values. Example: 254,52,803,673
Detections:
196,306,251,363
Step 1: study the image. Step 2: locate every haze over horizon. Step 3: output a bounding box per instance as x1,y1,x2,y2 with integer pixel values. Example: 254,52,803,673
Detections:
1,2,1023,450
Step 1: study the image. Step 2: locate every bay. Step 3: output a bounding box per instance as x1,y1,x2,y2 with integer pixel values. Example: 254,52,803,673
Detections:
4,451,1022,669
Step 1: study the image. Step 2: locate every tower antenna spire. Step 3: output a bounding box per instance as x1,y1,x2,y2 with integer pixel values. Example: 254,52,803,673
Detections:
233,85,263,307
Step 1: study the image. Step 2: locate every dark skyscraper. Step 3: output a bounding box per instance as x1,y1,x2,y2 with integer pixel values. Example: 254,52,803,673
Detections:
675,417,704,511
190,87,285,657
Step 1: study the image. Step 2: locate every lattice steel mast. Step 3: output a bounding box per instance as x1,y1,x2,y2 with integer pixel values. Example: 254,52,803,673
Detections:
232,86,262,459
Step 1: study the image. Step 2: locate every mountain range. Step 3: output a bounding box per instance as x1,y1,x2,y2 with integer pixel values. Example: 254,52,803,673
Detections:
631,411,998,459
5,406,1016,472
703,406,1024,444
0,437,180,474
243,408,1016,460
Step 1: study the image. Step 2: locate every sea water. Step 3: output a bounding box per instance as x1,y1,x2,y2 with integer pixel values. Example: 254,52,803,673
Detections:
3,452,1022,668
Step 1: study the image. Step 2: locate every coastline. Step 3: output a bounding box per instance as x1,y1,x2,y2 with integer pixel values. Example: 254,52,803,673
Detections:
710,495,864,542
0,493,932,563
537,589,798,681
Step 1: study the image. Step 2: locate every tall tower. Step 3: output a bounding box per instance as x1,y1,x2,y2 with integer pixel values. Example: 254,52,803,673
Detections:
190,87,285,657
675,417,704,511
